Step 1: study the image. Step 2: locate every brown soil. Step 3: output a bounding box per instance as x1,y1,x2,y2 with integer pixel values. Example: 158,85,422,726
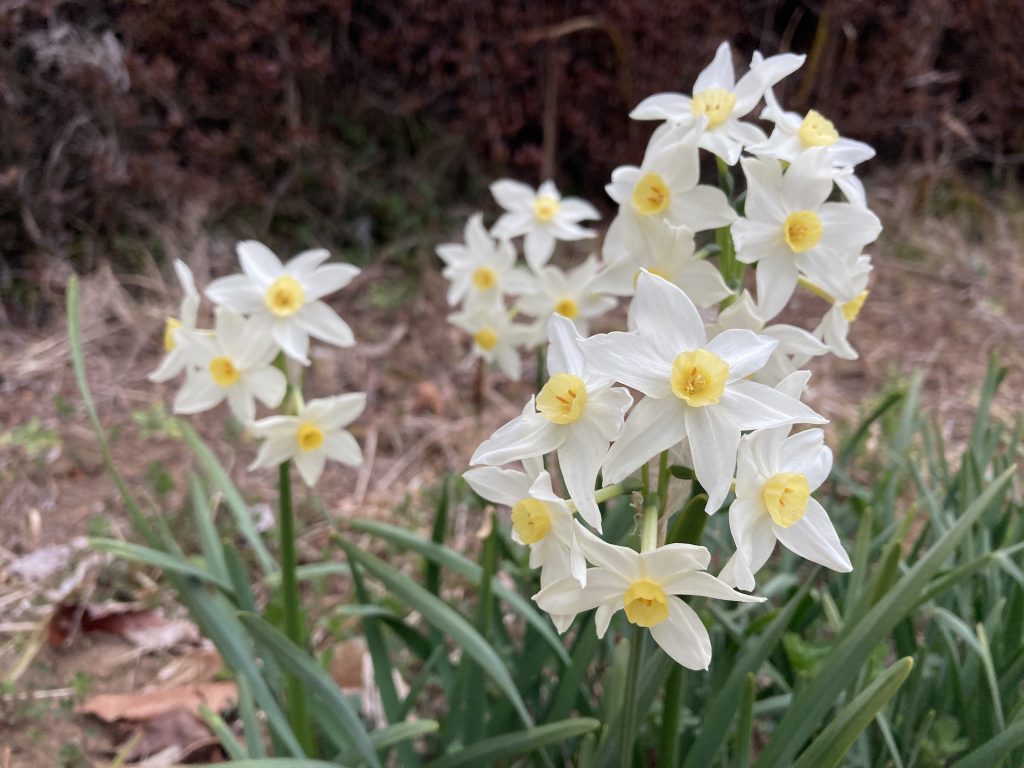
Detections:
0,169,1022,764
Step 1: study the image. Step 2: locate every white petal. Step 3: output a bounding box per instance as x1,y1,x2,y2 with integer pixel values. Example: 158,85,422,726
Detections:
285,249,331,278
462,466,531,507
470,410,564,466
545,314,585,378
148,350,186,383
755,255,799,320
685,405,741,512
817,202,882,252
629,92,692,121
720,380,825,429
214,306,247,354
271,320,311,365
236,241,283,289
250,415,300,439
558,198,600,221
304,264,360,301
661,570,764,603
490,179,535,211
533,569,624,617
739,157,786,223
704,329,776,381
650,598,712,670
246,366,287,409
694,41,735,91
633,271,707,359
672,186,737,231
774,498,851,572
582,386,633,441
491,211,534,240
323,431,363,466
780,429,832,490
227,385,256,423
297,301,355,348
294,449,327,487
558,420,609,530
579,332,672,397
205,274,265,314
304,392,367,430
576,527,641,582
602,396,688,484
675,261,733,308
641,543,711,580
174,375,226,415
781,149,834,211
250,434,297,471
524,229,556,272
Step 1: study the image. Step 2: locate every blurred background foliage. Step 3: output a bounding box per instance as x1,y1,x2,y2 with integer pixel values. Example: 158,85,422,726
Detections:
2,0,1022,321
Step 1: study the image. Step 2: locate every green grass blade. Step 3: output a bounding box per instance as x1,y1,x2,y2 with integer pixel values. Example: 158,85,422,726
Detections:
88,538,234,593
236,676,266,759
734,672,756,768
199,702,248,760
178,419,276,574
424,718,600,768
791,657,913,768
753,465,1015,768
189,474,230,584
950,720,1024,768
681,578,814,768
240,613,381,768
352,518,570,665
195,761,340,768
338,538,533,727
368,720,439,753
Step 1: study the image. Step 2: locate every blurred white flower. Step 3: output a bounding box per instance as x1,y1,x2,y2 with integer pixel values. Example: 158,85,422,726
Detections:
597,220,732,308
173,307,287,423
490,179,600,271
449,298,532,380
534,528,762,669
249,393,366,487
630,42,806,164
436,213,530,306
470,315,632,530
731,150,881,318
515,256,617,344
205,241,359,365
720,425,851,591
802,252,873,361
150,260,203,383
580,272,824,512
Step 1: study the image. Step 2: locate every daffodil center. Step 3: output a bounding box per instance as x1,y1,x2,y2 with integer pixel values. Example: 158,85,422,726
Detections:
536,373,587,424
296,423,325,453
632,172,670,216
842,290,868,322
163,317,182,352
533,195,561,222
670,349,729,406
472,266,499,290
762,472,810,527
624,579,669,627
798,109,839,147
782,210,823,253
690,87,737,128
209,356,240,387
510,498,552,544
264,275,305,318
554,297,579,319
473,327,499,351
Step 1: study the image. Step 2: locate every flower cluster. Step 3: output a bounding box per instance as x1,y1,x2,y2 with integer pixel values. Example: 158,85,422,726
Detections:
460,41,880,670
150,243,366,487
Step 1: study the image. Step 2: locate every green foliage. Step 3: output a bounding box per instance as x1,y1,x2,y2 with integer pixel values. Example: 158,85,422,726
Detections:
68,275,1023,765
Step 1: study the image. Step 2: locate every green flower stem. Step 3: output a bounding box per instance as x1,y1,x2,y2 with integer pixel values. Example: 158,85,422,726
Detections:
656,450,671,519
619,625,645,768
715,156,743,294
658,665,684,768
277,460,315,754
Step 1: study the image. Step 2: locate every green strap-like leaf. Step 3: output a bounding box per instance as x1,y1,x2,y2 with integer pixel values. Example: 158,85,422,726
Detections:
189,473,230,585
791,657,914,768
753,466,1015,768
89,538,234,594
352,518,570,665
338,539,533,727
195,761,340,768
425,718,600,768
239,613,381,768
951,720,1024,768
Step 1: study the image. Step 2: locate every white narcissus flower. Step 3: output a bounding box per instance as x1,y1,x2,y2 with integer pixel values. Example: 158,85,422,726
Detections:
150,260,203,383
436,213,530,307
580,272,825,512
490,179,600,271
630,42,806,165
470,315,633,530
751,59,876,207
173,307,287,423
709,291,828,385
731,150,881,319
534,529,763,669
605,125,736,241
803,252,873,360
464,459,586,631
515,256,617,344
596,220,732,308
249,393,365,487
449,298,532,381
719,425,851,591
205,241,359,365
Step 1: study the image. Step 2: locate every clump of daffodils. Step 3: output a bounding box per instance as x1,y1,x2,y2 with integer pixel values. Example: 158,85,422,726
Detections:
456,41,878,670
150,243,365,488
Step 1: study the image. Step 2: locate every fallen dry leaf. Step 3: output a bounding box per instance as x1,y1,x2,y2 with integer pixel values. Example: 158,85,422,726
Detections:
79,681,237,722
156,647,224,687
48,602,167,648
